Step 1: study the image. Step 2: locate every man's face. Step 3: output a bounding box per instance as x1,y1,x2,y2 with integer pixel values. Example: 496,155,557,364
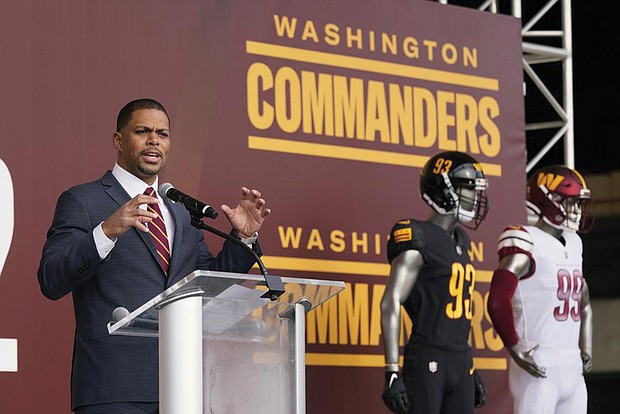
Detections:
113,109,170,185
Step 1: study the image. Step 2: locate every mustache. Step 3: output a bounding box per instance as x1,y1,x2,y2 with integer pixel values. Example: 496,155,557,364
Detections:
140,147,163,157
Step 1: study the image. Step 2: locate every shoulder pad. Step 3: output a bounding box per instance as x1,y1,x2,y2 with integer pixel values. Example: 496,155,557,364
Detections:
390,219,424,244
387,219,426,263
497,225,533,258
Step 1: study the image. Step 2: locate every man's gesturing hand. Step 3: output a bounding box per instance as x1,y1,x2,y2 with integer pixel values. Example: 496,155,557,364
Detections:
221,187,271,238
102,194,159,239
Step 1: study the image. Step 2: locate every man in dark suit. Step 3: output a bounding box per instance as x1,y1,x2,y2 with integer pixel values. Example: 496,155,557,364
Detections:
37,98,271,414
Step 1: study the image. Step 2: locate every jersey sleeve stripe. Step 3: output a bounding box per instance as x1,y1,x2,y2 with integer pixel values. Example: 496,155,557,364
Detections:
497,229,533,253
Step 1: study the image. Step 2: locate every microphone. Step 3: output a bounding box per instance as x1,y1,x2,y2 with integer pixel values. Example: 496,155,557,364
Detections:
111,307,159,330
159,183,218,219
112,306,130,322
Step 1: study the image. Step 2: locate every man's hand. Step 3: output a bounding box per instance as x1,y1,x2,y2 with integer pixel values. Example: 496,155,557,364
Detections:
102,194,158,239
381,371,409,414
473,370,487,408
221,187,271,238
508,344,546,378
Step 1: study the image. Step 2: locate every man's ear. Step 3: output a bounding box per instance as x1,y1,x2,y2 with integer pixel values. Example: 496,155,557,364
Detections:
112,132,123,152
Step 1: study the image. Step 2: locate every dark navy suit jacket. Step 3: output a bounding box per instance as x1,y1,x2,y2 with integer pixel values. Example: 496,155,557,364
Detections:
37,171,261,409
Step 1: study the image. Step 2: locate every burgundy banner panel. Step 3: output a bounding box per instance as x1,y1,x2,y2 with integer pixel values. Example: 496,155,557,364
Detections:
0,1,524,412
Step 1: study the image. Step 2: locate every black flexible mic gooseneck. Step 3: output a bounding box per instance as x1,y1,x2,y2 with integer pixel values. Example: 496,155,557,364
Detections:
159,184,284,301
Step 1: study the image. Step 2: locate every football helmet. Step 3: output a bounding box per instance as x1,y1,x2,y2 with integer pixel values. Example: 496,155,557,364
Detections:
420,151,489,229
526,165,594,232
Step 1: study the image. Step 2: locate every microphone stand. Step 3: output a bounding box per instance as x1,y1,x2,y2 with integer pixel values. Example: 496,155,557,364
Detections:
189,213,285,301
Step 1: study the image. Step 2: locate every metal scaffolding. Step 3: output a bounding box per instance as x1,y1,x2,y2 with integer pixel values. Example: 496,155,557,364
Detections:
440,0,574,171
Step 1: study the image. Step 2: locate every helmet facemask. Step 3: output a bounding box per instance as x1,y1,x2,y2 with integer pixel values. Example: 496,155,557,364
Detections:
536,185,593,232
423,172,488,230
453,178,489,230
419,151,489,230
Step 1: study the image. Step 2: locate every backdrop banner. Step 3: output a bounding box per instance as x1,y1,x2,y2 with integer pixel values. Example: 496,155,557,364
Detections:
0,1,524,412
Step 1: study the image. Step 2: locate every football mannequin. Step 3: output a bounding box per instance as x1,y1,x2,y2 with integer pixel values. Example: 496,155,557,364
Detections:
381,151,488,414
488,165,594,414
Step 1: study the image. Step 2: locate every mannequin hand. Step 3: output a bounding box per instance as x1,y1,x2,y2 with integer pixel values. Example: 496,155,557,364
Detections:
581,351,592,373
473,370,487,407
381,371,409,414
508,344,546,378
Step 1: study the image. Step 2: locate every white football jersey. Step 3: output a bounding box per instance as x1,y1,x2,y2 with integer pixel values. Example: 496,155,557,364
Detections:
498,225,585,353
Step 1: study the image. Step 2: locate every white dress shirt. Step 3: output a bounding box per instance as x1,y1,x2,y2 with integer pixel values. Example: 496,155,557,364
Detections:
93,164,175,259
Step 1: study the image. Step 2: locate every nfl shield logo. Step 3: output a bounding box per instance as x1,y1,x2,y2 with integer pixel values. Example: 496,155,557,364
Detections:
428,361,438,373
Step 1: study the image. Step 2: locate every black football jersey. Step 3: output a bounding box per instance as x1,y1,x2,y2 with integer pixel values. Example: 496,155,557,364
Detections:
387,219,475,349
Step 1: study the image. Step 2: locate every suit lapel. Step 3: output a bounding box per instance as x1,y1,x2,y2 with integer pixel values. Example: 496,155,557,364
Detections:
101,171,163,275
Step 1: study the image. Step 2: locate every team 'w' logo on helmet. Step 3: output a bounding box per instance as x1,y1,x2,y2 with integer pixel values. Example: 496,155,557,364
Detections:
536,173,565,192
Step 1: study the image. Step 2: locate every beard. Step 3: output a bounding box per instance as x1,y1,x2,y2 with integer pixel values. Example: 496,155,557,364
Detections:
138,163,160,177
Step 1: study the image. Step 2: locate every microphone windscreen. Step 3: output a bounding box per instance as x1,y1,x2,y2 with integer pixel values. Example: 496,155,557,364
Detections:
158,183,174,197
112,306,130,322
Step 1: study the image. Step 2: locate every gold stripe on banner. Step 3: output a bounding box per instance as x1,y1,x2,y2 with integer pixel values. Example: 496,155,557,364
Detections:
248,136,503,177
246,41,499,91
261,255,389,276
305,353,507,370
260,255,494,283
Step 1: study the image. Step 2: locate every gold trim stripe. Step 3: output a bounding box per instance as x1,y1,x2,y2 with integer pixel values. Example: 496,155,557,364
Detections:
476,270,493,283
305,353,507,370
260,255,493,282
246,41,499,91
261,255,389,276
248,136,502,177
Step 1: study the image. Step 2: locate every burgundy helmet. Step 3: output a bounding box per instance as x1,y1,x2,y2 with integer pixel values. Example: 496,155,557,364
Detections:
526,165,594,232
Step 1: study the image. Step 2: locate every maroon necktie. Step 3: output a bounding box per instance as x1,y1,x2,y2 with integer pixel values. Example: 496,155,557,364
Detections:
144,187,170,275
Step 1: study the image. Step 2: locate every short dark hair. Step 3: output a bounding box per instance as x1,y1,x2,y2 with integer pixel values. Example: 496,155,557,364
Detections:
116,98,170,132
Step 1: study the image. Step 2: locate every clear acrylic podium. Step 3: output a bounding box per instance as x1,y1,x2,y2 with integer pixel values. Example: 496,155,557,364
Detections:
107,270,345,414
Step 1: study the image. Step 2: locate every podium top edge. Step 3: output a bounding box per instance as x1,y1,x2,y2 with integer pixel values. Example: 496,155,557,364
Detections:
190,269,346,288
108,270,346,335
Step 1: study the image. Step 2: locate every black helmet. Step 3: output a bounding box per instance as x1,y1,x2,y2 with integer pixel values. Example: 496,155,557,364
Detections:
420,151,489,229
